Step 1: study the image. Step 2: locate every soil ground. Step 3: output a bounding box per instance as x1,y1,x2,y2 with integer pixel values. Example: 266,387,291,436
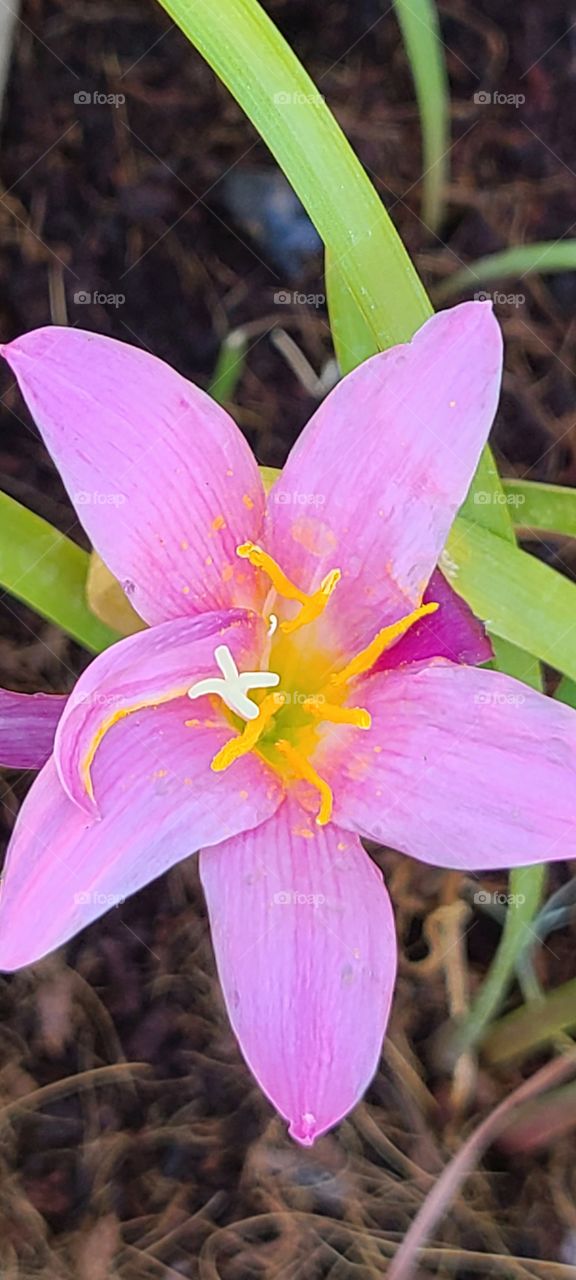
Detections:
1,1,576,1276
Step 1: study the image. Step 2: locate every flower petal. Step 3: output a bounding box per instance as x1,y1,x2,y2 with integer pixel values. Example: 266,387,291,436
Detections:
0,690,67,770
377,569,491,671
319,661,576,869
267,302,503,653
0,703,282,971
2,328,266,625
54,608,266,814
200,800,396,1145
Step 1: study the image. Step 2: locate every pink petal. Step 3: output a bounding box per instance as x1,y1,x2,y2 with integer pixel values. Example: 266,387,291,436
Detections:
266,302,503,654
2,328,266,625
0,703,282,971
54,608,265,814
0,690,67,769
318,661,576,870
200,800,396,1145
377,569,492,671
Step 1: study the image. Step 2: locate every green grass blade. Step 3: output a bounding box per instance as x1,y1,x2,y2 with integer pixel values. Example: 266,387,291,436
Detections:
208,330,248,405
156,0,432,347
0,492,120,653
445,515,576,682
436,241,576,302
392,0,450,233
503,479,576,537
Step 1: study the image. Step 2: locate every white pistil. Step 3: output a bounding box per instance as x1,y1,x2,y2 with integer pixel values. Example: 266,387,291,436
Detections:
187,644,280,721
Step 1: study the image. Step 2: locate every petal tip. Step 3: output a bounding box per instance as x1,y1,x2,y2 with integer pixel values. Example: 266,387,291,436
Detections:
288,1111,321,1146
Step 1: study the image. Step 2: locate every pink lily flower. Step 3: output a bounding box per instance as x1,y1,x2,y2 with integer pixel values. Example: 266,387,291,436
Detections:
1,301,575,1146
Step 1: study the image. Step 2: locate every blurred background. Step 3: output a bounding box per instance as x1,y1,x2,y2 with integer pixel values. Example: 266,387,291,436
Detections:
1,1,576,1276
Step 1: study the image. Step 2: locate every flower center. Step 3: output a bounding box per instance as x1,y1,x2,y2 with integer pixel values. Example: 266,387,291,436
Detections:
198,544,439,827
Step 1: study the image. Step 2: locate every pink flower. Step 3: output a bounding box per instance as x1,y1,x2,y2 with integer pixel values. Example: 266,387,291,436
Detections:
1,302,575,1145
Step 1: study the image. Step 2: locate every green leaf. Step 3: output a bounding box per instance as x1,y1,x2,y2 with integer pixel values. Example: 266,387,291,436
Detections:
445,515,576,682
435,240,576,302
503,479,576,538
156,0,432,347
453,864,547,1055
208,329,248,405
392,0,450,233
0,491,120,653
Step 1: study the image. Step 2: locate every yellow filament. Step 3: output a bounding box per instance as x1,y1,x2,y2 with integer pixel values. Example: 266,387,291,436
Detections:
303,699,371,729
281,569,341,635
331,601,440,687
275,739,333,826
236,542,340,635
211,692,285,773
237,542,309,602
81,687,188,801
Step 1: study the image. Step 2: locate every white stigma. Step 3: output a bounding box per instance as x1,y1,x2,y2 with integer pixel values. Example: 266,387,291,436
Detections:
187,644,280,721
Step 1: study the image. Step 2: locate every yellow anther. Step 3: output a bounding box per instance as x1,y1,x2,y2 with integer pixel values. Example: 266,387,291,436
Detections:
303,699,371,729
275,739,333,826
280,569,341,635
236,542,308,602
331,601,440,687
211,692,285,773
236,543,340,635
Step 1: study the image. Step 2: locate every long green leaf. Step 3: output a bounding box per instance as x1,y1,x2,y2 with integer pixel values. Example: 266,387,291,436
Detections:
503,479,576,538
436,240,576,302
445,516,576,682
0,492,119,652
156,0,431,347
392,0,450,233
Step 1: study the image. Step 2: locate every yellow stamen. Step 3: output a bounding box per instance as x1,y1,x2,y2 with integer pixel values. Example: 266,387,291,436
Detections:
275,739,333,826
81,688,188,801
236,542,340,635
237,542,309,602
331,601,440,687
281,569,341,635
211,692,285,773
303,699,371,729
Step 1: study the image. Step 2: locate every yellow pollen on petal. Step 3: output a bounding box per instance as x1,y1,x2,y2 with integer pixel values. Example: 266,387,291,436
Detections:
275,739,333,826
303,698,371,729
330,601,440,687
236,542,340,634
81,687,187,801
210,692,286,773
